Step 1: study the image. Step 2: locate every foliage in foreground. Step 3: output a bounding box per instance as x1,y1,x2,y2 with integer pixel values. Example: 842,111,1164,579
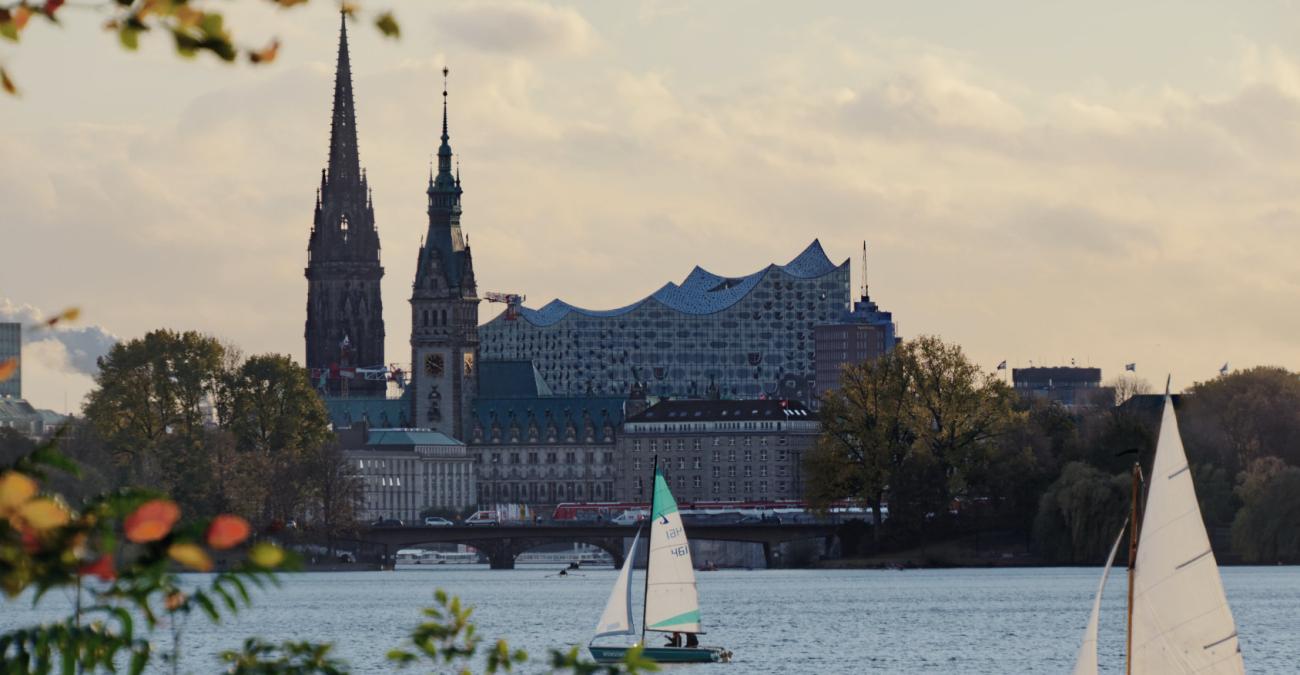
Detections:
1,440,654,673
0,1,402,96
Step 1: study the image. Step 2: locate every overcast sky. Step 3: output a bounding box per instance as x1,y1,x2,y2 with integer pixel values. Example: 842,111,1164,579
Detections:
4,0,1300,412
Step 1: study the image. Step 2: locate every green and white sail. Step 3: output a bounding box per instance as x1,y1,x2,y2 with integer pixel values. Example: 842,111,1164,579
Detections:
1072,519,1126,675
593,529,641,639
1130,396,1244,674
644,470,702,634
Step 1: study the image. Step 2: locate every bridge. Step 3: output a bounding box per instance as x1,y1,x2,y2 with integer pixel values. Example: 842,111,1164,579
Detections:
355,523,842,569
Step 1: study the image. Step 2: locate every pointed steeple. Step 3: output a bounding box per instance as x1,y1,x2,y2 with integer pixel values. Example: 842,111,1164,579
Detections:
327,12,361,187
431,66,457,192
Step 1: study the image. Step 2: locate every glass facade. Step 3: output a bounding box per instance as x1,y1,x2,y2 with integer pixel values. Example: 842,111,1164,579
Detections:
479,241,850,399
0,323,19,399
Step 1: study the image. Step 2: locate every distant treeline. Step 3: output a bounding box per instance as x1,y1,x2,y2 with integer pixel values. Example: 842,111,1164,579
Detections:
806,336,1300,564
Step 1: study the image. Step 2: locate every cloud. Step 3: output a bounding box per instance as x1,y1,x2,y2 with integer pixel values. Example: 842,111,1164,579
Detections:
432,1,597,56
0,299,119,378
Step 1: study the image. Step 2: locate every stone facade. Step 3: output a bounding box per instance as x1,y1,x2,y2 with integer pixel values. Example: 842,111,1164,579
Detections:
338,426,475,523
615,399,818,503
304,16,386,397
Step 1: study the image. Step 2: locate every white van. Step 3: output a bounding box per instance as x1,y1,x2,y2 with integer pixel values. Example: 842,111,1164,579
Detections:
465,510,499,526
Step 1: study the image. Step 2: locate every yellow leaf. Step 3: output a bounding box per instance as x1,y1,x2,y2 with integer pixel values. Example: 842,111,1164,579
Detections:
18,498,71,531
0,471,37,514
248,38,280,64
58,307,80,322
0,358,17,382
168,543,213,572
339,2,358,17
248,542,285,568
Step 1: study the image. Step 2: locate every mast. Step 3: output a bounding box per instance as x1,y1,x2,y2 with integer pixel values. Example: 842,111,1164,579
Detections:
1125,461,1143,675
640,454,657,647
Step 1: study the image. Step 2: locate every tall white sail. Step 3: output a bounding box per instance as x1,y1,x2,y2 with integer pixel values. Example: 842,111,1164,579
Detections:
644,470,702,634
1131,396,1245,674
593,529,641,639
1072,520,1127,675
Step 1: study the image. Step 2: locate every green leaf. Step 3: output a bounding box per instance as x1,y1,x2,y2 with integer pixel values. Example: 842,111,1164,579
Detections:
374,12,400,38
0,21,19,42
119,25,139,50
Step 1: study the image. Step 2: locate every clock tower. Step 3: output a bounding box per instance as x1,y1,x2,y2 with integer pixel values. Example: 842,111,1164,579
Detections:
410,69,479,439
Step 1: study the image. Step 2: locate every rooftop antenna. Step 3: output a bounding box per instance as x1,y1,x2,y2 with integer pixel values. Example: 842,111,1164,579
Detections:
860,240,869,301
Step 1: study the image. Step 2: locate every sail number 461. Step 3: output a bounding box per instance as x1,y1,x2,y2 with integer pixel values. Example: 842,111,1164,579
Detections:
670,545,689,557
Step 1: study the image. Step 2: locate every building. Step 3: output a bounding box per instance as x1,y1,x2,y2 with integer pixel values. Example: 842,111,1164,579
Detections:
1012,366,1113,410
409,69,480,441
615,399,818,503
479,241,851,401
0,398,43,437
468,361,629,507
337,425,475,523
812,244,899,399
304,15,387,397
0,322,19,399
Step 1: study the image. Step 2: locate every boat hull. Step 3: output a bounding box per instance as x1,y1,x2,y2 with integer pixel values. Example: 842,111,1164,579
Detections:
589,645,728,664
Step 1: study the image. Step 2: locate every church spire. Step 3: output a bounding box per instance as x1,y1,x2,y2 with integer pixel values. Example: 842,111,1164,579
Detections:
432,66,456,191
327,12,360,186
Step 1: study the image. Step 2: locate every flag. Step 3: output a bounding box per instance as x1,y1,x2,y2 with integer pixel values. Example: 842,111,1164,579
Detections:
1219,362,1229,376
996,360,1007,370
1125,363,1136,372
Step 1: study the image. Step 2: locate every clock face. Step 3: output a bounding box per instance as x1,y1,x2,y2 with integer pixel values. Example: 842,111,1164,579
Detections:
424,353,445,377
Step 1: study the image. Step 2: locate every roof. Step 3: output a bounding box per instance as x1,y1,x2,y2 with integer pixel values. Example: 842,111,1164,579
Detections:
472,396,627,428
0,398,40,420
323,392,412,429
477,360,553,398
627,399,814,423
367,429,463,447
1012,367,1103,386
508,240,842,326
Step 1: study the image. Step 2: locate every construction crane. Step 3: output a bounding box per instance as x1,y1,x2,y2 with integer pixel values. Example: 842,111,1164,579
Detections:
483,291,526,320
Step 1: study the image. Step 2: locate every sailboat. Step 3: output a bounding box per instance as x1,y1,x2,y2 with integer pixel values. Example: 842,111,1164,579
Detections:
589,460,732,664
1072,390,1246,674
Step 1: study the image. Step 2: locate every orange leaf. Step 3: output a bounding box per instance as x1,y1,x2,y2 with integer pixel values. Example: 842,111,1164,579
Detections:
248,38,279,64
164,590,186,611
125,499,180,543
206,514,250,549
12,6,29,30
58,307,80,322
18,498,71,531
78,556,116,581
0,471,36,514
0,358,15,383
0,68,13,96
168,543,213,572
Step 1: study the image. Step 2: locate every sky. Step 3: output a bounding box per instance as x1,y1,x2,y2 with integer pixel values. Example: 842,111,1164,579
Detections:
4,0,1300,413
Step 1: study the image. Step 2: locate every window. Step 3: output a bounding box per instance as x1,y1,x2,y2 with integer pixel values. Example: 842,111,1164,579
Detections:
728,480,736,494
693,476,701,488
565,452,576,464
693,456,701,469
510,453,520,464
712,481,720,494
635,458,642,471
692,439,701,451
728,449,736,462
760,465,768,477
603,452,613,463
677,457,685,470
633,440,641,452
778,465,787,477
744,465,752,478
676,476,684,489
727,466,736,478
712,450,720,462
676,439,684,451
528,452,538,464
728,437,736,446
491,453,501,464
712,466,720,478
712,438,721,447
547,452,558,464
760,436,769,446
586,452,595,464
744,481,752,495
744,449,752,462
759,449,768,462
634,477,642,490
650,440,658,452
778,449,788,462
778,481,787,493
744,436,752,446
759,480,768,494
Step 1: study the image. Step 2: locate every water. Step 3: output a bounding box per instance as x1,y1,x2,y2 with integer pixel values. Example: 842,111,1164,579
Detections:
3,566,1297,673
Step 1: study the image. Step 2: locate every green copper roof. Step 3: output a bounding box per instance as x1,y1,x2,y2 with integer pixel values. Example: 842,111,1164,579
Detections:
367,429,463,447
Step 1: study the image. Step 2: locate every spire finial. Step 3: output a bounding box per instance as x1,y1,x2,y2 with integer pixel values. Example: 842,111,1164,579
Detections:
441,66,450,143
861,240,869,300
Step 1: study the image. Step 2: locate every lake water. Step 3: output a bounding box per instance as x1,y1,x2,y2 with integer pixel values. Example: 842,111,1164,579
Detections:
3,566,1297,673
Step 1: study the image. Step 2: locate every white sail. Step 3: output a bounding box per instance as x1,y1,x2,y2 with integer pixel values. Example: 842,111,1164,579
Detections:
593,529,641,639
1072,519,1127,675
644,470,702,634
1131,395,1245,674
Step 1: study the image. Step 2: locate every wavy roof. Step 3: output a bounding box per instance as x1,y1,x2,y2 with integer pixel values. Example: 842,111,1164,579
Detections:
512,239,842,327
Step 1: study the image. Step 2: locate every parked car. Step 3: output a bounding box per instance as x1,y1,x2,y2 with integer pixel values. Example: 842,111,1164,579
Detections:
612,510,647,526
464,510,499,526
423,516,454,527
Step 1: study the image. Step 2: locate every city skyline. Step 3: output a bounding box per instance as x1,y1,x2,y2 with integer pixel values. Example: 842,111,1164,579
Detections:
5,1,1300,412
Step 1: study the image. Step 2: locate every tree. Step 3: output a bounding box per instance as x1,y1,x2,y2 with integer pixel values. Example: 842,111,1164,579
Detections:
1032,462,1128,562
1231,466,1300,563
221,353,333,525
1108,374,1152,407
82,329,227,514
0,0,401,96
805,347,914,544
1181,366,1300,474
306,441,362,546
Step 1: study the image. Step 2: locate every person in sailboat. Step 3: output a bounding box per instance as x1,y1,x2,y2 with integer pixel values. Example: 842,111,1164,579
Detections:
665,632,682,648
685,633,699,648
